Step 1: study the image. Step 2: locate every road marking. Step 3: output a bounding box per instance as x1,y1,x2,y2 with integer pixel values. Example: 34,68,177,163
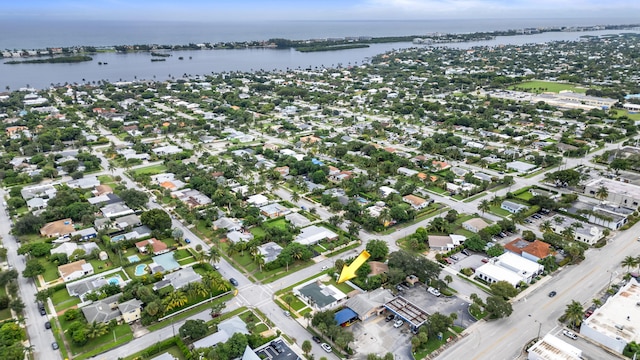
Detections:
473,327,517,360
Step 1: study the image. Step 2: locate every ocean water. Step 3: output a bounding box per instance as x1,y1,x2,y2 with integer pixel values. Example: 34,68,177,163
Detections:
0,18,637,90
1,18,636,49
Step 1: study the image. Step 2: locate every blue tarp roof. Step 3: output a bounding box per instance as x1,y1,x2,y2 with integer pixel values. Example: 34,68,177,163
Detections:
334,308,358,325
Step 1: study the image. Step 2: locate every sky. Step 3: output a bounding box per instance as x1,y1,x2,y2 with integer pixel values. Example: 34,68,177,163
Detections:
3,0,640,21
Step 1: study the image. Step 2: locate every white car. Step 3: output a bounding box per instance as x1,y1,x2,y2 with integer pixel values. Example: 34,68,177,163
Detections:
394,319,404,328
562,330,578,340
321,343,332,352
427,287,441,297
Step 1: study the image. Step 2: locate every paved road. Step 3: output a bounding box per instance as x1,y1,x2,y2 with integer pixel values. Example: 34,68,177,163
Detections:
435,217,640,360
0,189,63,360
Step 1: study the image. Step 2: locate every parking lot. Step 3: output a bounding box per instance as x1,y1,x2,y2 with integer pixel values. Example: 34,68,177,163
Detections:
255,339,298,360
350,314,413,360
400,286,476,329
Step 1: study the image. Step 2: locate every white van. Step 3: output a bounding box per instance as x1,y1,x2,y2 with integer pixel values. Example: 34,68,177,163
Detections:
427,287,441,297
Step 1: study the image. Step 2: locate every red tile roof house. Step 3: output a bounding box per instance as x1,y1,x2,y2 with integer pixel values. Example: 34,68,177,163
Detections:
135,238,169,255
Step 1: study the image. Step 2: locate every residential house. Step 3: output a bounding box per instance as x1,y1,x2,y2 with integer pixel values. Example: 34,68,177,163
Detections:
154,267,202,291
294,281,347,311
114,214,142,230
135,238,169,255
226,231,254,244
51,242,100,258
402,194,430,210
101,203,134,218
258,242,283,263
171,189,212,208
259,203,289,218
379,186,399,198
295,225,339,246
428,235,466,251
501,201,528,214
152,145,182,156
70,227,97,241
119,298,144,323
285,212,311,228
397,167,419,177
462,218,490,233
191,316,249,350
431,160,451,171
506,161,537,173
40,218,75,238
246,194,269,207
21,184,57,200
81,293,122,324
59,260,94,282
67,176,101,189
213,217,242,232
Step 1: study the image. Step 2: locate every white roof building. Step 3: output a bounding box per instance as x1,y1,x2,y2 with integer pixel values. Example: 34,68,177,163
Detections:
474,262,523,287
295,225,339,246
246,194,269,207
527,334,583,360
580,278,640,353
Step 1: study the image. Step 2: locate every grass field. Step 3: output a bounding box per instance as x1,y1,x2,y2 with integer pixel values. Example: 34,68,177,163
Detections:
509,80,587,94
133,164,167,175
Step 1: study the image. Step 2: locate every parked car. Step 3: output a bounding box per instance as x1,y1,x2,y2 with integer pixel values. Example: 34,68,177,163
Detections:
444,258,454,265
45,321,51,329
461,249,469,256
213,264,220,270
481,258,489,263
427,287,441,297
584,309,594,318
385,314,395,322
396,285,404,292
184,238,191,244
321,343,332,352
312,336,321,343
229,278,239,286
39,308,46,316
562,330,578,340
548,291,557,297
394,320,404,328
450,255,459,261
283,311,290,317
52,342,59,350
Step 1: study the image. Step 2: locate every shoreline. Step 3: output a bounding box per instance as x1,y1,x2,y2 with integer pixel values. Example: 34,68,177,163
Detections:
2,23,638,59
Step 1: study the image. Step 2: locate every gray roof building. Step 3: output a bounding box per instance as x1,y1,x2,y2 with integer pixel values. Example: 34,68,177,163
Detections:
81,293,122,323
162,267,201,290
285,212,311,228
258,242,283,263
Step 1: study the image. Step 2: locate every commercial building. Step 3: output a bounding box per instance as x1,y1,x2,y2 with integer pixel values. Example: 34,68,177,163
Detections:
474,252,543,286
580,278,640,353
527,334,583,360
549,215,604,245
584,178,640,208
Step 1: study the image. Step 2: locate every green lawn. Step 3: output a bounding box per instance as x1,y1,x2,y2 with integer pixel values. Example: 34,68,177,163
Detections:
173,249,192,261
249,227,266,239
515,192,533,201
42,260,61,282
0,308,12,321
413,330,456,359
489,206,512,217
264,218,287,230
52,288,81,313
254,323,268,333
426,186,447,194
322,278,355,295
133,164,167,176
508,80,587,94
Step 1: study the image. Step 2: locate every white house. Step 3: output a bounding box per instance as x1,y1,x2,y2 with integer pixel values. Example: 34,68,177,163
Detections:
295,225,338,246
462,218,490,233
501,201,528,214
58,260,94,282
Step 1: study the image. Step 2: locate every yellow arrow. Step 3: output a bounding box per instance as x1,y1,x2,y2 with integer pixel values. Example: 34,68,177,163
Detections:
338,250,371,283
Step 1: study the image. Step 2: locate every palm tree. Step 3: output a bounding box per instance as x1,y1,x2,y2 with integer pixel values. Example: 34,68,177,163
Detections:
595,185,609,202
592,298,602,308
163,290,188,311
564,300,584,329
145,301,161,317
444,275,453,286
490,196,501,207
206,248,220,265
255,253,266,272
86,321,108,339
478,199,490,215
621,255,639,273
539,220,553,233
561,227,575,242
511,210,526,225
291,191,301,202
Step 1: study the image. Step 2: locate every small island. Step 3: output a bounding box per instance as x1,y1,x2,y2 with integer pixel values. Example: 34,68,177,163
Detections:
5,55,92,64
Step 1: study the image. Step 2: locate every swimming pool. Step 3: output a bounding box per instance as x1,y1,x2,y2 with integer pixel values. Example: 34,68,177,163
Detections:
134,264,148,276
128,255,141,263
107,275,124,286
